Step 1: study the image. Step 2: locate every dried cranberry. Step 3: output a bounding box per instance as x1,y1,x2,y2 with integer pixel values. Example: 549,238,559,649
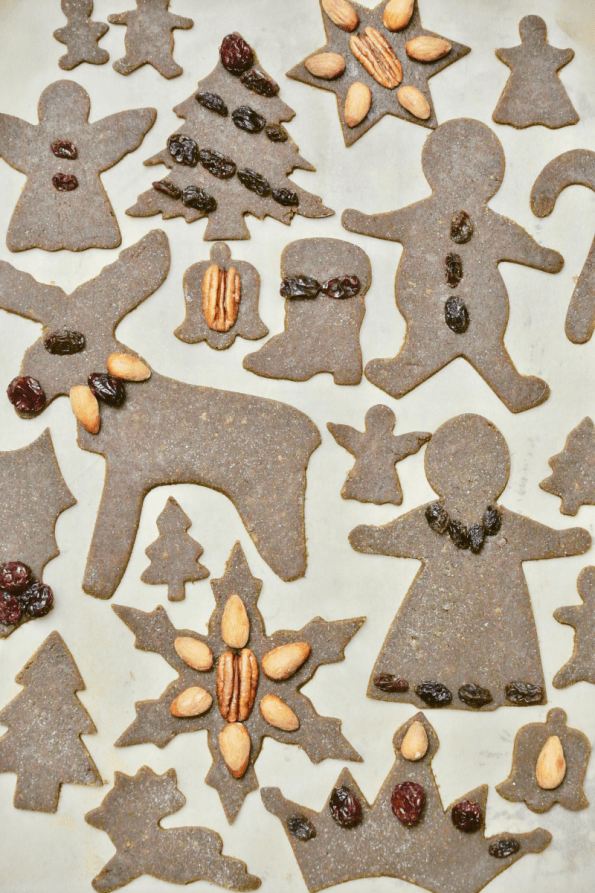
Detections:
458,683,492,708
232,105,266,134
220,34,253,74
237,168,271,197
265,124,288,143
195,92,228,116
321,276,361,299
391,782,425,825
7,376,46,413
182,186,217,213
240,69,279,96
329,786,362,828
287,814,316,841
0,592,21,625
425,502,449,534
19,582,54,617
272,187,299,207
88,373,125,407
374,674,408,693
451,210,473,244
445,296,469,334
483,505,502,536
53,173,78,191
445,253,463,288
280,276,320,299
468,523,485,554
0,562,31,594
415,681,452,708
452,800,482,832
489,838,520,858
152,179,182,199
44,329,85,355
167,134,199,166
448,519,470,549
51,140,77,160
505,682,543,705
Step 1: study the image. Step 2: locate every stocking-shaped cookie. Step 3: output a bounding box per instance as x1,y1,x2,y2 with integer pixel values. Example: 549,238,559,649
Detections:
328,405,430,504
343,118,563,413
54,0,109,70
349,414,590,711
553,566,595,688
244,238,371,385
492,16,578,129
108,0,193,79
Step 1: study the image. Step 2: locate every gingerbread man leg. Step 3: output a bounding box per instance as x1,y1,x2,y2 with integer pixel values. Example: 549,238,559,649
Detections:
365,331,457,398
148,50,181,79
467,341,550,413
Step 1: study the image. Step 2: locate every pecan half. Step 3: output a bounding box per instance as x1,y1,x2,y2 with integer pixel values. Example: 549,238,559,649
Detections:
202,264,241,332
349,27,402,89
217,648,258,722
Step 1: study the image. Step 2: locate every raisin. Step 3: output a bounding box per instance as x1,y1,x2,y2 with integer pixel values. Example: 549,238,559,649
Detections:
265,124,288,143
182,186,217,213
280,276,320,299
451,800,483,833
489,838,520,859
329,786,362,828
451,210,473,244
468,523,485,554
483,505,502,536
199,149,236,179
374,674,408,693
44,329,85,355
240,69,279,96
321,276,361,299
445,253,463,288
52,173,78,191
232,105,267,134
237,168,271,197
415,681,452,708
272,187,299,207
0,592,21,625
445,296,469,334
19,581,54,617
391,782,425,826
167,134,199,166
7,376,46,413
505,682,544,705
425,502,449,534
448,519,470,549
458,683,492,708
0,562,32,594
152,179,182,199
51,140,77,160
195,92,228,116
220,34,253,74
88,373,125,407
287,814,317,841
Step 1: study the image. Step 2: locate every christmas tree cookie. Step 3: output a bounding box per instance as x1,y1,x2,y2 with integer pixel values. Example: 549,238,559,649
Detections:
141,496,209,601
54,0,109,70
108,0,193,79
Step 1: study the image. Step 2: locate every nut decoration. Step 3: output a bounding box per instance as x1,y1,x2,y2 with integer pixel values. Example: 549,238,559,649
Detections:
261,642,311,680
304,52,346,79
322,0,359,32
260,693,300,731
174,636,213,670
406,36,452,61
349,27,402,89
397,84,431,119
106,352,151,381
221,593,250,647
345,82,372,127
70,385,100,434
536,736,566,790
202,263,241,333
170,686,212,717
400,720,429,761
219,722,251,778
217,648,259,723
382,0,414,31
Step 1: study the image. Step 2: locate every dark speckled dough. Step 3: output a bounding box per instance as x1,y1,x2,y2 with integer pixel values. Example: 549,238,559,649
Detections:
54,0,109,70
554,566,595,688
108,0,193,80
540,417,595,515
262,712,551,893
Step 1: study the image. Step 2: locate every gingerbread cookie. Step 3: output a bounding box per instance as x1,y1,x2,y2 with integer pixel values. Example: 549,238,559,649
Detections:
54,0,109,70
493,16,578,129
553,566,595,688
115,542,363,823
0,80,155,252
175,242,268,350
0,631,101,812
86,766,261,892
328,405,430,504
342,118,563,413
349,414,590,711
540,417,595,515
141,496,209,601
0,230,321,595
127,33,333,240
108,0,193,79
287,0,470,146
262,712,551,893
243,238,371,385
531,150,595,343
497,708,589,813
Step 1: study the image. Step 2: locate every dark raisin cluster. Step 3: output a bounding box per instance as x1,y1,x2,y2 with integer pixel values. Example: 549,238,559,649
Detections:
0,561,54,626
424,502,502,554
44,329,85,356
279,275,361,300
373,674,408,693
287,814,317,841
7,376,46,413
182,186,217,213
445,296,469,334
391,782,425,825
450,210,473,244
505,681,543,705
329,786,362,828
88,373,126,407
232,106,266,134
152,179,182,199
199,149,236,179
240,69,279,96
238,168,271,197
489,838,520,859
445,253,463,288
195,92,228,116
52,173,78,191
51,140,77,160
167,134,199,166
415,681,452,708
451,800,483,832
219,34,254,74
457,682,492,708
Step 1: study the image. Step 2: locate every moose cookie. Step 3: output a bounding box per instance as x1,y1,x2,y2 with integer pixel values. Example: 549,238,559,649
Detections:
108,0,193,79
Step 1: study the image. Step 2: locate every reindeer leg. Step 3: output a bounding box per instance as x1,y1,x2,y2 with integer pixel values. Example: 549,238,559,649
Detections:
566,234,595,343
92,852,141,893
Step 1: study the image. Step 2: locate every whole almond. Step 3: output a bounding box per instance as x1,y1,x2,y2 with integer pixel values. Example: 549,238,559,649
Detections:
174,637,213,671
344,82,372,127
397,85,431,119
70,385,100,434
261,642,311,680
219,722,250,778
170,686,212,717
536,735,566,790
260,694,300,732
400,721,429,761
322,0,359,32
304,53,346,79
383,0,414,30
406,36,451,61
350,27,402,89
106,353,151,381
221,594,250,648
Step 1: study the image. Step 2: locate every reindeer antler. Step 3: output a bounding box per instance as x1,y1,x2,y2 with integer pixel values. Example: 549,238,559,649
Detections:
0,262,65,324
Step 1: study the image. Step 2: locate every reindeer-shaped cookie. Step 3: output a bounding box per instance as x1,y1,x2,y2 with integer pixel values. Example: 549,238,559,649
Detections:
0,230,320,598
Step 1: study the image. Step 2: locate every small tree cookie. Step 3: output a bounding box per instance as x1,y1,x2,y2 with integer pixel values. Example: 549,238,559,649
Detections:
343,118,563,413
328,405,430,505
553,566,595,688
54,0,109,70
540,417,595,515
108,0,193,80
141,496,209,601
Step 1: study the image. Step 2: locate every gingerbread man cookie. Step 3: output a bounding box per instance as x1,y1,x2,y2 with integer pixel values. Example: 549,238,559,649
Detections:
54,0,109,70
108,0,193,79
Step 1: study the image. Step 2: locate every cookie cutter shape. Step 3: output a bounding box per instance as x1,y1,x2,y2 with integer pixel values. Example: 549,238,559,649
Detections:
54,0,109,70
108,0,193,80
141,496,209,601
554,566,595,688
540,417,595,515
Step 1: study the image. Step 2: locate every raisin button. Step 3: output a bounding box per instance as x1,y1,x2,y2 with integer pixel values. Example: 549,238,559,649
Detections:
445,296,469,334
53,173,78,191
44,329,85,355
280,276,320,299
483,505,502,536
425,502,449,534
445,253,463,288
451,210,473,243
51,140,77,159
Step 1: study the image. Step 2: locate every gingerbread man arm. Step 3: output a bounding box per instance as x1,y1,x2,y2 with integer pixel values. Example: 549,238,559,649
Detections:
507,511,590,562
493,212,563,272
349,507,430,560
342,205,416,244
107,12,129,26
0,115,37,175
89,108,156,172
168,12,193,30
